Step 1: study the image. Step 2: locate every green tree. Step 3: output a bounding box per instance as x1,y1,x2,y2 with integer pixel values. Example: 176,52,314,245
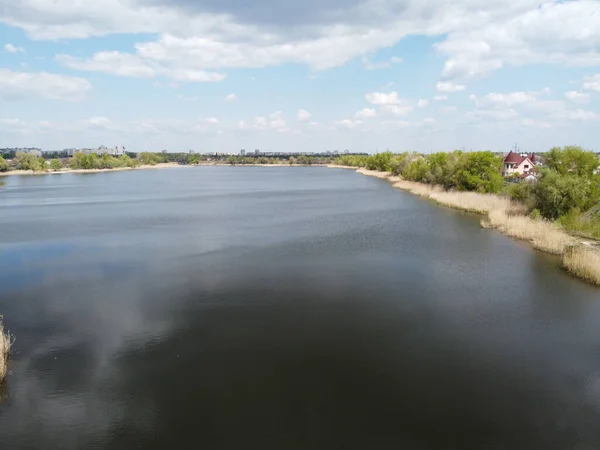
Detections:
455,151,503,193
289,156,296,166
533,169,600,219
50,158,63,171
15,152,44,171
545,146,598,178
0,155,8,172
366,152,393,171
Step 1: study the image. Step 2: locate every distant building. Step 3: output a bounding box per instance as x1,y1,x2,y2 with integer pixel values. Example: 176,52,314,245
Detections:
240,149,246,156
502,151,535,178
1,147,42,157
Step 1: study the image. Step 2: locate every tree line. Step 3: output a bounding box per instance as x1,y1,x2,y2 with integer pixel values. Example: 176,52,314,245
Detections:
336,147,600,238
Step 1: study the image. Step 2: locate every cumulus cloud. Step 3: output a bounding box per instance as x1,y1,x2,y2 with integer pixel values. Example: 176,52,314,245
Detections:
5,0,596,85
4,43,26,54
225,93,237,102
433,95,448,101
417,99,429,108
564,91,590,104
582,74,600,92
334,119,363,129
0,69,91,101
57,52,225,82
355,108,376,118
362,55,403,70
436,82,465,93
297,109,312,121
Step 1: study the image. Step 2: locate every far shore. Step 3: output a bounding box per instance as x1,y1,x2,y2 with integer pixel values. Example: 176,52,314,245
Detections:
0,162,339,177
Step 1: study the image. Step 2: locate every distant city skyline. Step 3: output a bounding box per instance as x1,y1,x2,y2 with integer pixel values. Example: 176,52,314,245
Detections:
1,1,599,153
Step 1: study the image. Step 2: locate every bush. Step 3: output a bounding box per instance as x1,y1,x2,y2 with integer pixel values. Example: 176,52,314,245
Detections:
533,169,600,219
50,159,63,171
0,156,8,172
366,152,393,171
14,152,45,171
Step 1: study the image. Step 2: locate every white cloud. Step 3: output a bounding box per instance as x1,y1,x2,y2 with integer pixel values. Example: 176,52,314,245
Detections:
365,91,401,105
4,43,25,54
436,82,465,93
225,93,237,102
582,74,600,92
468,108,519,120
362,55,403,70
437,1,600,82
565,109,597,121
203,117,220,125
472,91,537,108
417,99,429,108
297,109,312,121
564,91,590,104
0,69,91,101
57,52,225,82
355,108,376,118
381,104,412,116
5,0,598,87
433,95,448,101
334,119,363,129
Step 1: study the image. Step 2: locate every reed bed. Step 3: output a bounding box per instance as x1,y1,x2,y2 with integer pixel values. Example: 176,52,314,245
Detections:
0,316,12,384
563,245,600,285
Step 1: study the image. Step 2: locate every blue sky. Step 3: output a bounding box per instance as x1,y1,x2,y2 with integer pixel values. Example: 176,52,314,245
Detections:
1,0,599,153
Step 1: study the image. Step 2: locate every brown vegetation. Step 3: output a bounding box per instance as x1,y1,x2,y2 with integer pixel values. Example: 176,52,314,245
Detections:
0,316,12,384
563,245,600,285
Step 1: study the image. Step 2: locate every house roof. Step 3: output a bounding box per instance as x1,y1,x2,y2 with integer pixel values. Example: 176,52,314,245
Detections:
503,151,535,165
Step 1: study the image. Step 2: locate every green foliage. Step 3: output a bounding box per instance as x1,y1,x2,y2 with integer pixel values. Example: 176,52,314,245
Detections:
533,169,600,220
544,146,598,178
336,154,368,167
366,152,393,171
15,152,45,171
289,156,296,165
49,159,63,171
119,154,139,168
529,209,541,220
402,158,430,182
139,152,162,165
0,156,8,172
455,151,504,193
508,181,536,209
559,208,600,239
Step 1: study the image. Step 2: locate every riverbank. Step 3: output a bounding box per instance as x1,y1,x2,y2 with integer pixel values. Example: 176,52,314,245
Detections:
0,316,11,385
355,168,600,286
0,162,333,176
0,162,186,177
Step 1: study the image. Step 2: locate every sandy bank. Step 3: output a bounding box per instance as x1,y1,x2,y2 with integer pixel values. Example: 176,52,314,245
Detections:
356,168,600,286
0,162,186,177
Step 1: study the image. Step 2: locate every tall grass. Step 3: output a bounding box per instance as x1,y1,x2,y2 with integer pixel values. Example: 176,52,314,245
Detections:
563,245,600,285
0,316,12,384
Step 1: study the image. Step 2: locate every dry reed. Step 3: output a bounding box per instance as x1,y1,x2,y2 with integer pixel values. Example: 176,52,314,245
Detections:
563,245,600,285
0,316,12,384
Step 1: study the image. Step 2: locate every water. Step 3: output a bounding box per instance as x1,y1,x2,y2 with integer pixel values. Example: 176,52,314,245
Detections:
0,167,599,450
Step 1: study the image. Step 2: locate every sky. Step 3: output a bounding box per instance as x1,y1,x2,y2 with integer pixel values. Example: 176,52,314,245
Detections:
1,0,599,153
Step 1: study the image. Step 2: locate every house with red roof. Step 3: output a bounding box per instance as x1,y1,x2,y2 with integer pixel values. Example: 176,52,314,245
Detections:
501,151,536,178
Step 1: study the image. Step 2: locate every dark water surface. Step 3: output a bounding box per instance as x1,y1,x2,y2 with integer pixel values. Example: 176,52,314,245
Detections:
1,167,599,450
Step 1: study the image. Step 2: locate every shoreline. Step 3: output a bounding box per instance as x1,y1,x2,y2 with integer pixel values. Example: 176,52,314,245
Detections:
354,168,600,286
0,162,334,177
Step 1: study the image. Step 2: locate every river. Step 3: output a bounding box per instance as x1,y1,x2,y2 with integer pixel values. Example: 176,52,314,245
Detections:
0,166,599,449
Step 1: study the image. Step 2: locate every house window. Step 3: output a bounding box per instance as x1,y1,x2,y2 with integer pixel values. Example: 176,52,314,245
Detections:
524,165,529,169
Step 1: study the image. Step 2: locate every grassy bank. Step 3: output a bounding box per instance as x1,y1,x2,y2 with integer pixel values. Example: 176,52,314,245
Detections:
356,168,599,285
0,316,12,384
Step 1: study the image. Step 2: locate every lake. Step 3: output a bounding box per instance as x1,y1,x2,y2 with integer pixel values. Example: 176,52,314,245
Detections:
1,166,599,450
